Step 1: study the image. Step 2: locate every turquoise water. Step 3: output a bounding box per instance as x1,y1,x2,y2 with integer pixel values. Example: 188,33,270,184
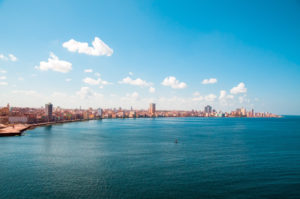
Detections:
0,117,300,199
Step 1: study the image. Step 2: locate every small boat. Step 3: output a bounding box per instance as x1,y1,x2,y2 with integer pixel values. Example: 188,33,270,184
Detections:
175,139,178,144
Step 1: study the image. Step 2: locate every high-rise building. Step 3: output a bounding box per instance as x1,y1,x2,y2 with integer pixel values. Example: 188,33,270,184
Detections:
241,108,246,116
204,105,212,113
97,108,103,117
45,103,53,121
149,103,156,114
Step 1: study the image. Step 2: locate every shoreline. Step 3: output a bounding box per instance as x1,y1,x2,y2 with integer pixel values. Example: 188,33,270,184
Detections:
0,116,283,137
0,119,95,137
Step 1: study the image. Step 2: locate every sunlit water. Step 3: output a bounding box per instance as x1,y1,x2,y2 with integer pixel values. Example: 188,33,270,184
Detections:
1,117,300,199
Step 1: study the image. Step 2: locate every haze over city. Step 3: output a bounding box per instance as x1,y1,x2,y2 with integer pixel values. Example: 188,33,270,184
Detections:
0,0,300,115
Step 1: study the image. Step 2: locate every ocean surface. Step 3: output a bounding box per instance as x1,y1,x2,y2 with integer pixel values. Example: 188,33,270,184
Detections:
0,117,300,199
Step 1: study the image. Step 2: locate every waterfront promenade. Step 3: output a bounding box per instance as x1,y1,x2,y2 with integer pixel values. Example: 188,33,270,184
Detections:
0,119,94,137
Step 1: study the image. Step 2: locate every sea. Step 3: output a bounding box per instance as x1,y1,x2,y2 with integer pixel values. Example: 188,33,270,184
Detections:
0,117,300,199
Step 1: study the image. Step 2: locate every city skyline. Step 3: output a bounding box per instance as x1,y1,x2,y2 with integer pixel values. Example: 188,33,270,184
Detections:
0,0,300,115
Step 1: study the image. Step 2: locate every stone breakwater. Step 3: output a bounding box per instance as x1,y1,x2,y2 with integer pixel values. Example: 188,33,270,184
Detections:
0,119,95,137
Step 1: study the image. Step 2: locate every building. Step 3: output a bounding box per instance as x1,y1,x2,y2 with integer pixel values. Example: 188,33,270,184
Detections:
204,105,212,113
45,103,53,121
149,103,156,115
8,116,28,124
241,108,246,116
97,108,103,118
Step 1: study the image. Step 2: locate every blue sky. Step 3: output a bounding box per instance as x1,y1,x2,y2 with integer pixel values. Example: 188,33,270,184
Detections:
0,0,299,114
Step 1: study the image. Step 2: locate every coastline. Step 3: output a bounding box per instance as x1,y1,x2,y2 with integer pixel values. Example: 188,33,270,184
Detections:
0,119,95,137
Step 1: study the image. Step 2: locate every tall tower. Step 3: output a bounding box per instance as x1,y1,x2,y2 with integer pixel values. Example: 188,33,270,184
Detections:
204,105,212,113
45,103,53,121
149,103,156,115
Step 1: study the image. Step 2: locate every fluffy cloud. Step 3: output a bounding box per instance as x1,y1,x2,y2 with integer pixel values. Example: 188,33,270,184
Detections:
129,92,139,99
149,87,155,93
161,76,187,89
0,76,6,80
9,54,17,62
122,92,140,101
0,82,8,86
119,76,151,87
65,78,72,82
202,78,217,84
63,37,113,56
192,93,216,102
219,90,227,100
193,91,201,96
219,90,234,101
0,53,17,62
76,87,102,99
0,69,6,73
230,82,247,94
35,52,72,73
83,77,110,88
205,94,217,102
84,69,93,73
192,96,204,101
94,72,101,77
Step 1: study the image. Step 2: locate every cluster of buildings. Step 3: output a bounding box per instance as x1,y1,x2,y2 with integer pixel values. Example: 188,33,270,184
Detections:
0,103,280,124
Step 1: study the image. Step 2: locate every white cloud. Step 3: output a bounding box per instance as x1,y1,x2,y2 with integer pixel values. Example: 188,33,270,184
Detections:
65,78,72,82
62,37,113,56
227,95,234,99
9,54,17,62
0,70,6,74
83,77,110,87
0,53,17,62
192,93,216,102
205,94,217,102
76,87,101,99
149,87,155,93
202,78,217,84
193,91,201,96
161,76,187,89
129,72,133,76
122,92,140,101
0,54,5,60
0,76,6,80
192,96,204,101
219,90,234,103
129,92,139,99
219,90,227,100
84,69,93,73
18,77,24,81
230,82,247,94
94,72,101,77
119,76,151,87
0,82,8,86
35,52,72,73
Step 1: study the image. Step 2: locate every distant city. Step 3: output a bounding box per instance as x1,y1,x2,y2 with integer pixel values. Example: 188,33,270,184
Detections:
0,103,280,125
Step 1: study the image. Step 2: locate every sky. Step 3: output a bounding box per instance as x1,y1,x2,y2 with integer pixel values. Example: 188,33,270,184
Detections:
0,0,299,114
